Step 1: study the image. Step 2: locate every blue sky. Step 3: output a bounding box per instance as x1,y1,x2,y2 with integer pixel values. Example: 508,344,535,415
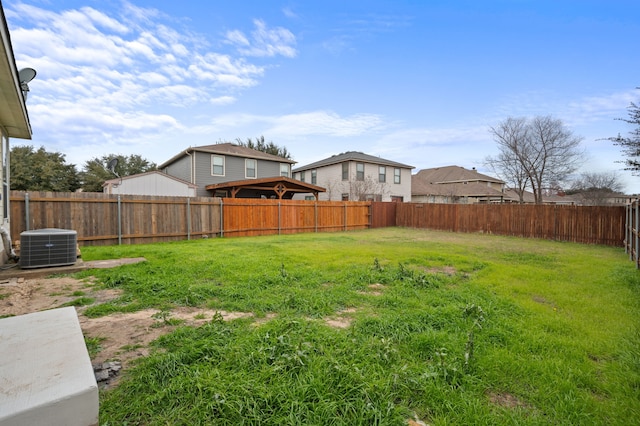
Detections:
4,0,640,192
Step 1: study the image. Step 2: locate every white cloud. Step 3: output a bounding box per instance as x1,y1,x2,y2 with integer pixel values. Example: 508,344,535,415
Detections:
208,110,385,137
210,96,236,105
566,89,639,125
5,2,296,162
268,111,383,136
225,19,297,58
282,7,298,19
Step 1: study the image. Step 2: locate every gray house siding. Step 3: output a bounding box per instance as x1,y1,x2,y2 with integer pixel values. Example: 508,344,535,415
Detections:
193,152,214,196
163,156,191,183
199,153,284,182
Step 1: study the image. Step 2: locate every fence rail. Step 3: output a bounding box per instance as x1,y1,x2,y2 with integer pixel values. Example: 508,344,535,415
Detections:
9,192,627,249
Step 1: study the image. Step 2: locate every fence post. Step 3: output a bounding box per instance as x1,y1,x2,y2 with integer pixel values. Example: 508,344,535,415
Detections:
278,202,281,235
187,198,191,240
24,192,30,231
627,203,632,258
314,202,318,233
632,203,640,269
117,195,122,245
220,198,224,238
344,203,347,231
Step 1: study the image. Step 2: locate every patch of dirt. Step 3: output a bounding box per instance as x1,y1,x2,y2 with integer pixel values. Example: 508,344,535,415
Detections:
423,266,457,275
357,283,386,297
487,391,534,410
80,308,253,366
0,276,116,315
532,295,559,312
0,275,253,376
324,307,357,329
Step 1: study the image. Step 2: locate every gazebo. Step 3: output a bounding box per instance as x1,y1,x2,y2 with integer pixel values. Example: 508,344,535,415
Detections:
205,176,325,200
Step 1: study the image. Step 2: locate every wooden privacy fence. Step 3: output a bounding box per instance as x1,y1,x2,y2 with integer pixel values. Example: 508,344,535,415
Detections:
9,191,371,246
9,192,626,248
222,198,370,237
395,203,625,246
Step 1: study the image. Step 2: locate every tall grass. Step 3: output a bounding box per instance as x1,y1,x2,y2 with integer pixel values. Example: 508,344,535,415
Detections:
78,228,640,425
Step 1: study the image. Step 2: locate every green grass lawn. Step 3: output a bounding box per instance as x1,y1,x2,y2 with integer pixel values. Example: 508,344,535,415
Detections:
77,227,640,425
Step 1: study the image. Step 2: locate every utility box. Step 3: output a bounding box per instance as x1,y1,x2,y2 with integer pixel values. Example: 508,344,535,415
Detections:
19,228,78,268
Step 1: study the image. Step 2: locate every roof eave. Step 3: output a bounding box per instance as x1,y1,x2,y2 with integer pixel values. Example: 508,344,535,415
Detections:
0,6,32,140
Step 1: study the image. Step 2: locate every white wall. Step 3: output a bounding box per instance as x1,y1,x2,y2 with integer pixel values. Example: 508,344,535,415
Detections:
105,173,197,197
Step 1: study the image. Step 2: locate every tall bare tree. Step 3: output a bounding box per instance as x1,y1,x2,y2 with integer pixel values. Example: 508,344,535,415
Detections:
486,115,584,204
568,171,625,205
349,176,388,201
485,117,530,203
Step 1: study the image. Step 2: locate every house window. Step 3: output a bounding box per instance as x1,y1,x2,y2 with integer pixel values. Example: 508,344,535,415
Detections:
341,193,349,201
311,170,317,185
212,155,225,176
280,163,290,177
300,171,305,182
342,162,349,180
245,159,257,178
394,168,401,184
304,195,314,201
379,166,386,183
356,163,364,181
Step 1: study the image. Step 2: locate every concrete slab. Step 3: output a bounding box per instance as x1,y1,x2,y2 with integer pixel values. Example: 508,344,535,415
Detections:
0,257,147,280
0,307,98,426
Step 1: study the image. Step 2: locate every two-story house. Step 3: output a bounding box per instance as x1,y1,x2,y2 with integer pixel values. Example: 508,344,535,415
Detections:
292,151,413,202
159,143,324,199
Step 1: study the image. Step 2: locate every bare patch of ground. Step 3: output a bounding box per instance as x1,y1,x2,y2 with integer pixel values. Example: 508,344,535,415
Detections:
357,283,386,297
532,295,559,312
324,307,357,329
422,266,457,275
0,275,253,371
487,391,534,411
80,308,253,366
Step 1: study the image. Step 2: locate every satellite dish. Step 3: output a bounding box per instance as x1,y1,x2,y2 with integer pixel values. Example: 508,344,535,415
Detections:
19,68,36,83
18,67,37,101
106,158,119,177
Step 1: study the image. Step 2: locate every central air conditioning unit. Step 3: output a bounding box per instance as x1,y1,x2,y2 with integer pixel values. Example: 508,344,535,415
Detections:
19,228,78,269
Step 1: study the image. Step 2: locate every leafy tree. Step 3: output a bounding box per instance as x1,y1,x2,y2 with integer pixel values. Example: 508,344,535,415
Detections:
10,145,80,192
81,154,156,192
486,115,584,204
235,135,292,159
567,171,625,205
605,89,640,173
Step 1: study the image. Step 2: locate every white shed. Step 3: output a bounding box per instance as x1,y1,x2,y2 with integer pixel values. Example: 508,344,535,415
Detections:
103,171,198,197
